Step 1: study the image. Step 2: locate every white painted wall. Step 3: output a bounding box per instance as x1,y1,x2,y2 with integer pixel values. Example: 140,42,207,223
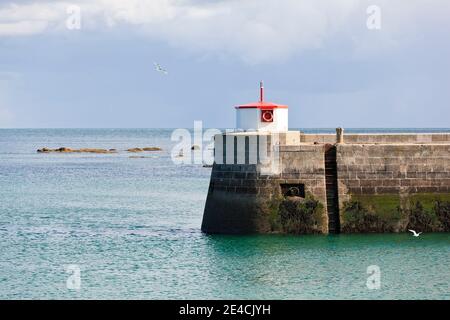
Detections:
236,108,258,131
236,108,288,132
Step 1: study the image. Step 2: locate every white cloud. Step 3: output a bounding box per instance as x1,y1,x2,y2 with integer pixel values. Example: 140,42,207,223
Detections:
0,0,449,63
0,20,48,36
0,2,66,36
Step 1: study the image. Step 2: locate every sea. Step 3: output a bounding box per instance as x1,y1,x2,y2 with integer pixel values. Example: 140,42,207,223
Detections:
0,128,449,299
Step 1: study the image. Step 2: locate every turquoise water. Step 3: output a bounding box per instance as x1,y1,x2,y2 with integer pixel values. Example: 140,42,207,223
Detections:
0,128,449,299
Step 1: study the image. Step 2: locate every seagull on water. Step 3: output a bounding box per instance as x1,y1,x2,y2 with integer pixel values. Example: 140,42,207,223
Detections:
408,229,422,237
154,62,168,75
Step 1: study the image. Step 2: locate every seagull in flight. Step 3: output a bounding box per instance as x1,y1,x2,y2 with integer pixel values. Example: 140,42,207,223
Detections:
408,229,422,237
154,62,168,75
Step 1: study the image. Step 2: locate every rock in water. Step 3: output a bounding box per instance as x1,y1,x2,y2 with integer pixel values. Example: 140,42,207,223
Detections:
143,147,162,151
37,147,116,154
127,147,162,152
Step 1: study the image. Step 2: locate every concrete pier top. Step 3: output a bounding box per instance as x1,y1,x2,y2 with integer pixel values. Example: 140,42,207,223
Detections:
223,131,450,145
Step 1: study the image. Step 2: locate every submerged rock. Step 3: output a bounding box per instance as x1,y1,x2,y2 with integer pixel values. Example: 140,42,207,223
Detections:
78,148,117,153
143,147,162,151
37,147,116,154
37,146,162,154
127,147,162,152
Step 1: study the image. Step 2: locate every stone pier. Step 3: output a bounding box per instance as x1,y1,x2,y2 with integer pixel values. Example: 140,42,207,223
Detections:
201,131,450,234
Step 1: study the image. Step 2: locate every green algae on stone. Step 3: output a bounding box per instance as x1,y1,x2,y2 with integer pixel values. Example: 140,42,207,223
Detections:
267,195,283,232
267,194,325,234
435,200,450,230
341,193,450,233
406,201,438,232
408,193,450,211
340,200,396,233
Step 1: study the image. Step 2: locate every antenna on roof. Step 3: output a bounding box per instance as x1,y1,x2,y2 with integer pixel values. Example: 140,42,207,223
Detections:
260,81,264,102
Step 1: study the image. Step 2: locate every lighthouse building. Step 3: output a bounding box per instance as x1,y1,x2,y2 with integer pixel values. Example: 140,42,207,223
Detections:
235,82,288,132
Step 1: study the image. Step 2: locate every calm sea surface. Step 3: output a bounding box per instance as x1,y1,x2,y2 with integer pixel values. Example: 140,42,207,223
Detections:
0,128,449,299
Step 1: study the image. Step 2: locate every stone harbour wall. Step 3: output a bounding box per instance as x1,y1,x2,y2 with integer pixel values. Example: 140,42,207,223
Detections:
336,144,450,233
201,132,450,234
201,144,328,234
300,133,450,144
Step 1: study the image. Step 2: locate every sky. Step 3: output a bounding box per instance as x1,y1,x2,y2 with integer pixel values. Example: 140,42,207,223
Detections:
0,0,449,128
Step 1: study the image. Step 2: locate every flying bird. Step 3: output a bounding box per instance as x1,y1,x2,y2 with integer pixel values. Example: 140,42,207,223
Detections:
154,62,168,75
408,229,422,237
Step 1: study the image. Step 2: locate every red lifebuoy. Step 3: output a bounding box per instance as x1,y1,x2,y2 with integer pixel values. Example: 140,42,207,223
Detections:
261,110,273,122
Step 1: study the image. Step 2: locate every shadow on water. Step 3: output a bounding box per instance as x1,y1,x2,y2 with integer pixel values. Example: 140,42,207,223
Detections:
204,232,450,255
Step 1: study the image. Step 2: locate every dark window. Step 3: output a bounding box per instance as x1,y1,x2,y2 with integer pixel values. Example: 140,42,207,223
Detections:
280,184,305,198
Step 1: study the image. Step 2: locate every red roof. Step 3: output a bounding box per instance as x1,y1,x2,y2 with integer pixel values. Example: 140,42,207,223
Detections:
235,101,288,109
235,81,288,109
